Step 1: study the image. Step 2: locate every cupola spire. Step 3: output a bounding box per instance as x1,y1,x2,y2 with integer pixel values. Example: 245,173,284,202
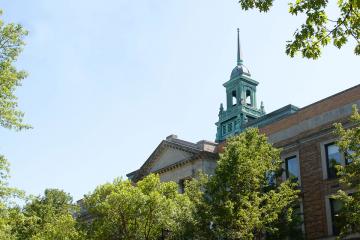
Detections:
216,29,264,143
237,28,243,65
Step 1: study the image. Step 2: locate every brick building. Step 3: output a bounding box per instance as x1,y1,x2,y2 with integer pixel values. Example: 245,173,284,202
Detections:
127,30,360,239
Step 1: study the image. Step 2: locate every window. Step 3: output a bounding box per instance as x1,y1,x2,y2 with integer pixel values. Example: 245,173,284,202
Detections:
266,171,276,187
294,201,305,235
330,199,343,236
321,141,353,180
232,90,237,106
267,200,305,239
234,120,240,130
228,123,232,132
178,178,192,194
222,125,226,135
345,149,355,165
325,143,341,179
285,155,300,184
178,179,185,193
246,89,252,106
247,116,256,123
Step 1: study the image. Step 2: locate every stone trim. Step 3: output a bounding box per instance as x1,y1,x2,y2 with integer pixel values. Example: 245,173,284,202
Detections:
261,85,360,136
266,101,359,144
324,195,334,237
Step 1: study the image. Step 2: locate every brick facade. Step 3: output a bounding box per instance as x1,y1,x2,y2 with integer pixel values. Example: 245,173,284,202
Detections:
215,84,360,239
129,84,360,239
254,85,359,239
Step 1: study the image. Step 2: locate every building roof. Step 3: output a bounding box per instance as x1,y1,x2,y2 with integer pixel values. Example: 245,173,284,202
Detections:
230,64,251,79
127,134,217,182
216,84,360,152
230,28,251,79
261,84,360,137
245,104,300,129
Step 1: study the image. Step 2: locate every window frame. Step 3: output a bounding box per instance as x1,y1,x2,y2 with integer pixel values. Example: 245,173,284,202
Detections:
281,151,301,186
222,125,226,136
245,89,252,106
325,142,342,179
178,177,192,194
285,155,301,184
297,199,305,235
325,195,336,236
232,90,237,106
321,139,347,180
329,198,342,236
227,122,233,133
325,191,358,237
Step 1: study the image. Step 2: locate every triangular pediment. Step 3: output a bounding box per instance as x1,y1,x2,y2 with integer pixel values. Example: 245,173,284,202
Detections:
149,145,194,172
128,137,218,182
136,140,199,178
132,139,201,182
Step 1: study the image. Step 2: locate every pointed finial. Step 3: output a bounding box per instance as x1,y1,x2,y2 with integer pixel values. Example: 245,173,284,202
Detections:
219,103,224,117
237,28,243,65
260,101,265,114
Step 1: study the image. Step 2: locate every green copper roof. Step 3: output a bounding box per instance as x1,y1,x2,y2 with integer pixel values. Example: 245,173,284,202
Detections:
215,29,264,143
231,28,250,79
237,28,243,65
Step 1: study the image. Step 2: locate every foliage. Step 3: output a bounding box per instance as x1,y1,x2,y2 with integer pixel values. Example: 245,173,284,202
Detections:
180,173,210,240
198,128,301,239
238,0,360,59
0,8,30,239
0,10,30,130
13,189,83,240
332,105,360,238
82,174,193,240
0,154,25,239
0,155,24,204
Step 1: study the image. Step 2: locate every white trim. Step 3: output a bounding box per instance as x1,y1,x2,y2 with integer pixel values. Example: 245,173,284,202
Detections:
325,196,333,236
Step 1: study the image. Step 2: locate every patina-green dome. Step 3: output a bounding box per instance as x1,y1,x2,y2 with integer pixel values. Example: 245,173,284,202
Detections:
230,64,251,79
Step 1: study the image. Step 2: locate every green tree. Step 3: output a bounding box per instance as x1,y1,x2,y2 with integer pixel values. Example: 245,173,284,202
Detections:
0,10,30,131
200,128,301,239
332,105,360,238
0,8,30,238
238,0,359,59
0,155,24,240
82,174,193,240
179,173,216,240
14,189,83,240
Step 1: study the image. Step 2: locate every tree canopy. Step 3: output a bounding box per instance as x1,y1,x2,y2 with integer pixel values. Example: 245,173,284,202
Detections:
0,155,24,240
0,9,30,239
13,189,83,240
81,174,193,240
193,128,302,239
332,105,360,238
238,0,360,59
0,10,30,131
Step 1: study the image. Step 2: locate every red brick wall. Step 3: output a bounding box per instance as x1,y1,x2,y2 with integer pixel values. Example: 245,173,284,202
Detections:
214,85,360,239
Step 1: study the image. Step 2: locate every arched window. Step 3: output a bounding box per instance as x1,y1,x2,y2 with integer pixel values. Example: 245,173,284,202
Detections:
246,90,252,106
232,90,237,106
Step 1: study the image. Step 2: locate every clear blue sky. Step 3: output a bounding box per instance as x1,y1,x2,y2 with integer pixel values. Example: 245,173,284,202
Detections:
0,0,359,200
